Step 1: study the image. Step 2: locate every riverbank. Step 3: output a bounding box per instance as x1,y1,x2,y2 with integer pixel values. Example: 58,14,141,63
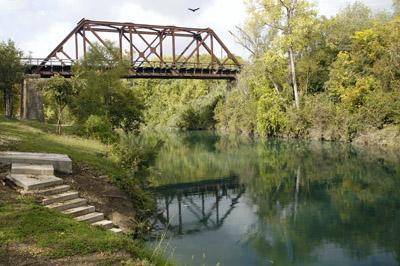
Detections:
0,118,169,265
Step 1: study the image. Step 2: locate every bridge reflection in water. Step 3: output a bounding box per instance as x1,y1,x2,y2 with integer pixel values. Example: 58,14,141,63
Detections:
152,176,245,236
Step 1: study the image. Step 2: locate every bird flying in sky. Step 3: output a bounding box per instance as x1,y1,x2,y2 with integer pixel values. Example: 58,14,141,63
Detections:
188,7,200,12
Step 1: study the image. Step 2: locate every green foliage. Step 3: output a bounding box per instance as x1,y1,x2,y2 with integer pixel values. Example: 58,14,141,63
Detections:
112,133,163,179
217,1,400,143
394,0,400,16
84,115,117,144
38,75,77,134
108,83,144,133
136,78,225,130
70,43,131,123
256,89,287,137
0,40,23,118
176,93,221,130
0,189,169,265
354,90,400,130
214,88,257,136
286,94,352,141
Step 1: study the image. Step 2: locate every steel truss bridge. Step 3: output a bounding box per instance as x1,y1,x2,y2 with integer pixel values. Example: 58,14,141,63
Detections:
23,19,241,80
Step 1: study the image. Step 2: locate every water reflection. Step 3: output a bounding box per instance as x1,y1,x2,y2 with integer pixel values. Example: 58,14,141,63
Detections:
153,176,245,235
149,132,400,266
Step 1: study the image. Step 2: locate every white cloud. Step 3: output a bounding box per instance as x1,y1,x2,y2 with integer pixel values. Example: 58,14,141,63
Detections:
22,22,74,58
0,0,394,59
194,0,247,56
0,0,25,11
115,2,177,25
317,0,393,17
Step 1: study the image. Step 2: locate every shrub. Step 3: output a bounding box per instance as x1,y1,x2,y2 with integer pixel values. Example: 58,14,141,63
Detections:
354,90,400,130
286,94,353,141
84,115,117,144
214,90,257,136
112,133,163,182
256,90,288,137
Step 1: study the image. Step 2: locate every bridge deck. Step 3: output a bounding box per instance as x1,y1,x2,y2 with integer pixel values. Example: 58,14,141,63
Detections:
25,64,239,80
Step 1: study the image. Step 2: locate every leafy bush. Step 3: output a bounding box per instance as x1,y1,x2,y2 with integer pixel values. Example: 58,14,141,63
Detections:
286,94,352,141
256,90,288,137
84,115,117,144
177,98,219,131
214,89,257,136
108,85,144,133
112,133,164,181
354,90,400,130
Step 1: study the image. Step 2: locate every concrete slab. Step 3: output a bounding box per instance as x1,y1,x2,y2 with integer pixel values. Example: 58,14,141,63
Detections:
12,163,54,176
110,228,123,233
93,220,114,229
6,174,63,191
0,152,72,174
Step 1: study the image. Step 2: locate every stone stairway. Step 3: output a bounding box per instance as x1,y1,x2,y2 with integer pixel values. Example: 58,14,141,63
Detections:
6,163,122,233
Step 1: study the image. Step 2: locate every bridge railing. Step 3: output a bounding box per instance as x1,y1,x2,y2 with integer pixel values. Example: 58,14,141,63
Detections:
21,58,241,72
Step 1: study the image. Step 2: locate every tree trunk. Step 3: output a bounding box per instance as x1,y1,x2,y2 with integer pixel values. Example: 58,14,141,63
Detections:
57,106,63,135
4,88,13,119
289,47,300,108
286,1,300,109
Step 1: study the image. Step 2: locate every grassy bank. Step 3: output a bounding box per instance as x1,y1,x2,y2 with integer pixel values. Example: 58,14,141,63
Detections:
0,117,169,265
0,118,122,177
0,185,167,265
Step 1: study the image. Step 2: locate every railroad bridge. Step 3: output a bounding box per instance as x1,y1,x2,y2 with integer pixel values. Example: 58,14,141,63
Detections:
23,19,241,80
21,19,241,120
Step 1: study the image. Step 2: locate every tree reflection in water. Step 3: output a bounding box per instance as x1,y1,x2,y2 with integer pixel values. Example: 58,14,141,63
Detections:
149,131,400,266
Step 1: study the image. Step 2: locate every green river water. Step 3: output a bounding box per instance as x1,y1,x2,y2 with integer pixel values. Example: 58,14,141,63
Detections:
149,131,400,266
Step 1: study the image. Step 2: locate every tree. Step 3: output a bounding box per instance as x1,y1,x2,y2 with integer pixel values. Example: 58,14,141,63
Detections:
71,42,144,134
0,40,23,118
71,42,129,123
39,75,76,134
394,0,400,16
245,0,317,108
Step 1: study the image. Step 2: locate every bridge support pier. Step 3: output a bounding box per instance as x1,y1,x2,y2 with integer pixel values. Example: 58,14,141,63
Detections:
20,74,44,122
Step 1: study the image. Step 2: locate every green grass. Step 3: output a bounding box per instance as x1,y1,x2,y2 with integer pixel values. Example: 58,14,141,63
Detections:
0,117,123,177
0,189,168,265
0,117,170,265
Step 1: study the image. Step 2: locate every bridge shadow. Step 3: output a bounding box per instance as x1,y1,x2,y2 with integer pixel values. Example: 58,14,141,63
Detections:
151,176,245,236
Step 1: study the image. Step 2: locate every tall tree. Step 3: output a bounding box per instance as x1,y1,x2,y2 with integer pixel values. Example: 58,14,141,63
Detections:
71,42,129,122
0,40,23,118
38,75,76,134
246,0,317,108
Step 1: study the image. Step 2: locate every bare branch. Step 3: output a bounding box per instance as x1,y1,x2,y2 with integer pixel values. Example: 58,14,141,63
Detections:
229,30,256,55
278,0,290,11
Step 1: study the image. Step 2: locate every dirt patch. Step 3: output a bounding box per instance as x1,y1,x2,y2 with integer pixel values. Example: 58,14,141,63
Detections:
1,243,142,266
59,164,137,232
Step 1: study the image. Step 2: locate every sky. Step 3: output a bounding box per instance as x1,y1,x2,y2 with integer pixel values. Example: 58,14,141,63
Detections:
0,0,394,58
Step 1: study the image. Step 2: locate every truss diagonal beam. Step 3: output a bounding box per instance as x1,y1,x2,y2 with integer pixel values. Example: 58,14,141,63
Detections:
32,18,241,80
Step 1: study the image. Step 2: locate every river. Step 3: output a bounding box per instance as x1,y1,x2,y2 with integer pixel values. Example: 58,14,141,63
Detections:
147,131,400,266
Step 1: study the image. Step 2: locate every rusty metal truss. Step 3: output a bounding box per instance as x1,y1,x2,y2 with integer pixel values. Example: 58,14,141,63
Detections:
24,19,241,80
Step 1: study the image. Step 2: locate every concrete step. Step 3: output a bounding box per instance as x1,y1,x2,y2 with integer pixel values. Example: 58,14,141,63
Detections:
6,174,63,191
42,191,79,205
62,205,95,218
46,198,87,211
0,152,72,174
92,220,114,229
75,212,104,224
110,228,123,233
33,185,71,196
11,163,54,176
